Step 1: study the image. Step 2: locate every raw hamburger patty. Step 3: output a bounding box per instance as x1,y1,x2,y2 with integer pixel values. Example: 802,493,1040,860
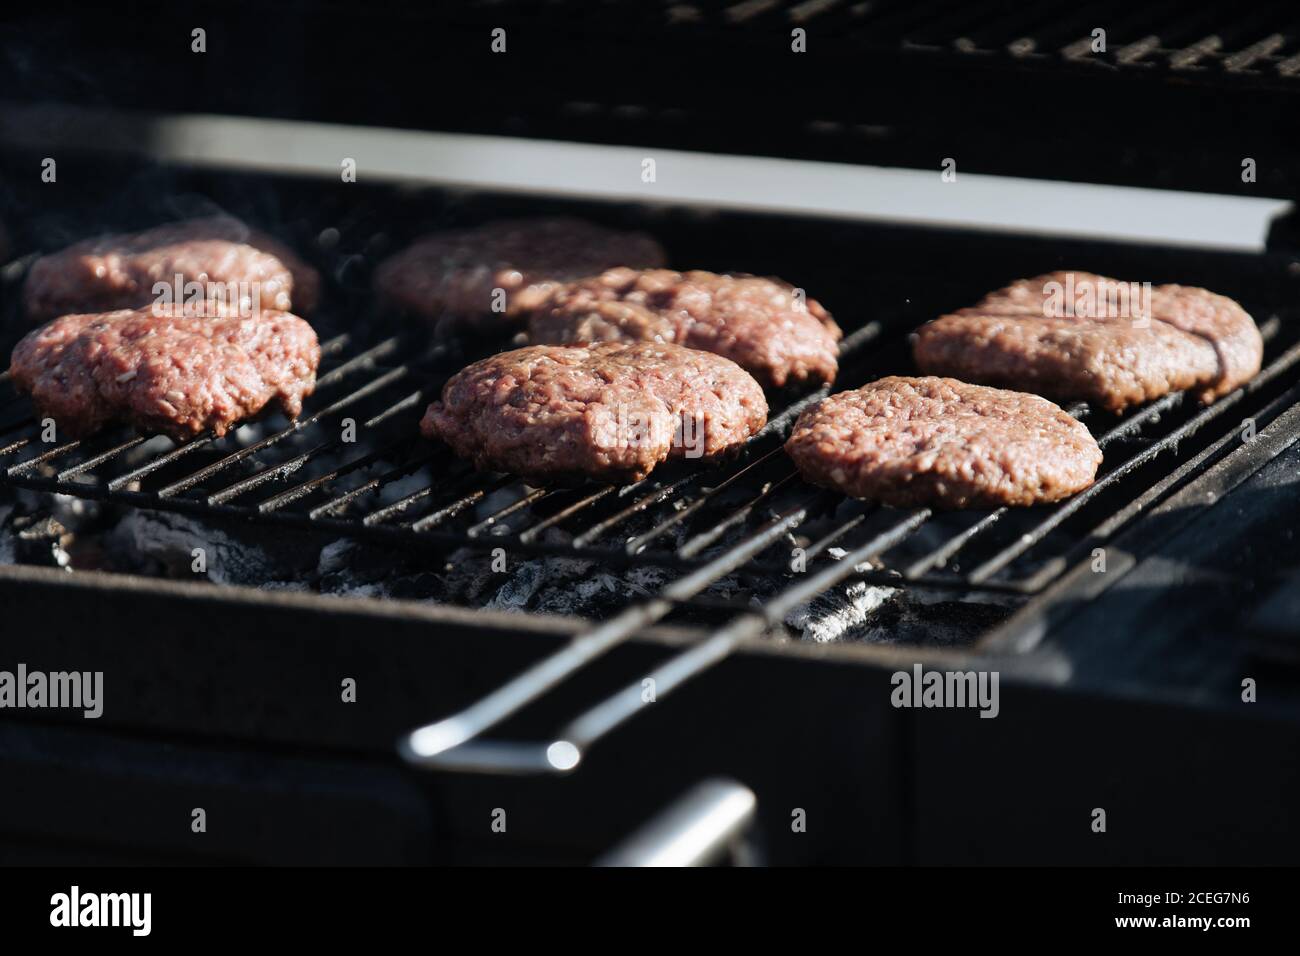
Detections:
527,267,841,388
785,376,1101,509
421,342,768,482
10,305,320,440
23,215,320,322
374,218,666,330
913,272,1262,413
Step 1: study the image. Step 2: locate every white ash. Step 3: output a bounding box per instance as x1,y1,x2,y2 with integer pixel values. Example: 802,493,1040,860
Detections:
785,581,899,644
484,556,597,612
822,585,1017,646
484,558,679,616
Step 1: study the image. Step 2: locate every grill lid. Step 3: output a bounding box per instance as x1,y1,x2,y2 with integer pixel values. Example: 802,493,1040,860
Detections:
4,1,1300,198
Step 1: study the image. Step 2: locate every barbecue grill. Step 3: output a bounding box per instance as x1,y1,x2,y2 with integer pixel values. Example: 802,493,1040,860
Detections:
2,1,1300,865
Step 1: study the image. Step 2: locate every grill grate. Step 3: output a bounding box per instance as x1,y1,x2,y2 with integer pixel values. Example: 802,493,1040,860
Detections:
697,0,1300,78
463,0,1300,80
4,293,1299,614
3,164,1300,634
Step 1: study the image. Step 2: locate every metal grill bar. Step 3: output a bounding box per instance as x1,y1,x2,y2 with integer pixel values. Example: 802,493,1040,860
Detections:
569,471,706,548
407,475,511,531
56,436,147,481
154,363,414,499
258,445,412,513
103,435,211,491
625,447,787,556
208,389,427,506
7,437,83,476
1010,377,1300,596
399,501,816,773
518,487,616,544
361,475,468,526
677,471,798,559
466,488,550,536
304,452,450,520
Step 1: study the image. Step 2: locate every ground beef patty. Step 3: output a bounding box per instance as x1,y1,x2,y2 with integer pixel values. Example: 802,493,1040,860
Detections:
421,341,768,482
374,218,666,330
785,376,1101,509
913,272,1262,413
23,215,320,322
10,305,320,440
527,267,840,388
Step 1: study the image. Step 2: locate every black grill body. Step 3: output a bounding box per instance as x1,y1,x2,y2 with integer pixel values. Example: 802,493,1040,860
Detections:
1,3,1300,865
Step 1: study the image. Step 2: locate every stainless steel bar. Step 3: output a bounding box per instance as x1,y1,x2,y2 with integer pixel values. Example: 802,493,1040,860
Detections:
570,472,705,547
258,445,418,513
795,508,870,567
56,436,148,481
677,470,799,558
105,434,213,491
311,456,461,520
6,438,82,476
623,447,787,555
155,364,412,499
594,779,758,867
205,389,428,506
408,478,513,532
517,486,617,543
465,487,549,537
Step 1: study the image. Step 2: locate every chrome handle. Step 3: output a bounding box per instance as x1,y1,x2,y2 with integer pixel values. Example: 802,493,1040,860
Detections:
399,505,813,773
594,779,758,867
